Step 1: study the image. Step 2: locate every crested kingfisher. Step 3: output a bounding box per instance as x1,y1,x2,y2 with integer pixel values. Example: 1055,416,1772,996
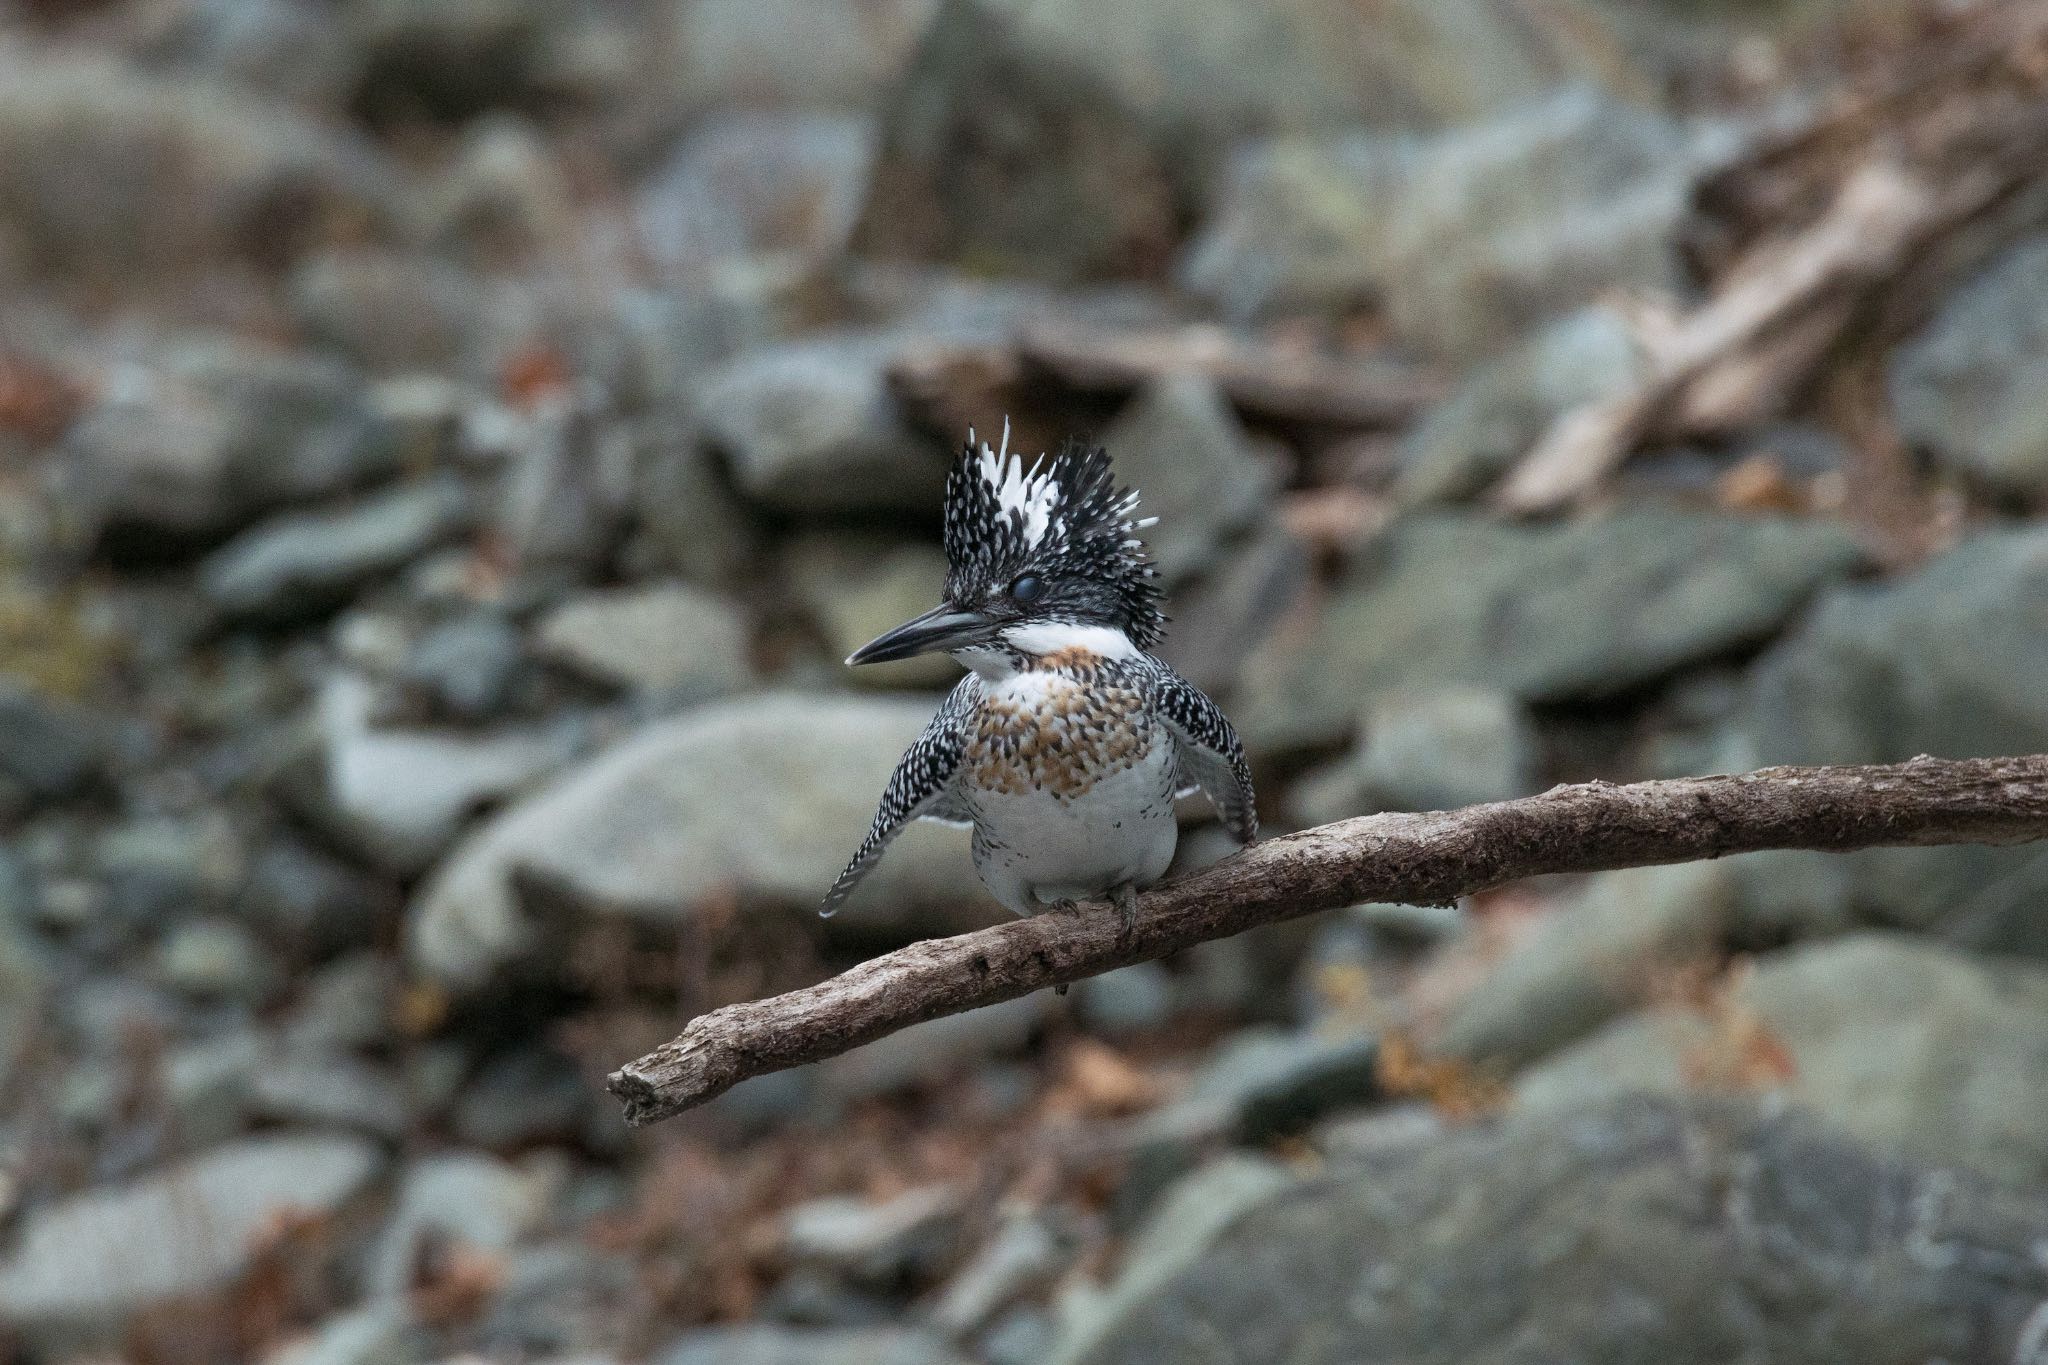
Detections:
823,423,1257,936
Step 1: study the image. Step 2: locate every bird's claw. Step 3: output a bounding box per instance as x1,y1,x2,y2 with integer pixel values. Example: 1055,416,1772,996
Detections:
1110,883,1139,942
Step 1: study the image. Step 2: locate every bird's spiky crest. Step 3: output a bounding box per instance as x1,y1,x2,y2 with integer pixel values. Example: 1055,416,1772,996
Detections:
944,422,1166,648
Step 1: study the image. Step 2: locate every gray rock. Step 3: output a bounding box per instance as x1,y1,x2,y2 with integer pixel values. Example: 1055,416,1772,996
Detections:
0,1134,380,1342
534,582,753,698
62,336,399,542
1890,230,2048,497
1184,89,1693,354
131,0,363,107
265,1302,430,1365
667,0,937,113
480,1241,642,1356
926,1212,1065,1339
0,859,49,1092
1237,509,1865,751
284,952,398,1052
1048,1154,1294,1365
631,419,760,585
402,611,525,720
1355,684,1537,811
780,1184,963,1285
1434,859,1738,1070
151,917,280,1003
1712,527,2048,955
494,387,636,571
1154,524,1312,695
1146,1025,1381,1144
1373,89,1697,357
289,248,488,376
201,477,473,618
1397,305,1650,503
248,1052,411,1139
1076,962,1176,1037
408,694,984,988
424,114,578,265
0,42,395,277
0,683,101,798
1098,375,1277,583
1518,934,2048,1188
1070,1095,2048,1365
368,1152,550,1299
637,112,876,280
96,812,246,925
857,0,1637,281
452,1046,591,1149
854,0,1345,279
696,332,947,514
757,1270,899,1330
1177,133,1413,322
242,838,390,956
312,673,577,875
980,1309,1057,1365
786,537,957,690
1311,1103,1446,1162
657,1326,972,1365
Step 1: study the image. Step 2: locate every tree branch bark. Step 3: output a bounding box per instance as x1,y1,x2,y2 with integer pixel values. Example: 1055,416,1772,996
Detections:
609,754,2048,1125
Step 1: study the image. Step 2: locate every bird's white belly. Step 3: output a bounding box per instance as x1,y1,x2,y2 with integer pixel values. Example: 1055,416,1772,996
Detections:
967,736,1180,914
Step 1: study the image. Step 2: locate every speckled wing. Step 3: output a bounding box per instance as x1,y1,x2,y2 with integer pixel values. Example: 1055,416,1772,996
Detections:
1150,662,1257,844
821,676,981,916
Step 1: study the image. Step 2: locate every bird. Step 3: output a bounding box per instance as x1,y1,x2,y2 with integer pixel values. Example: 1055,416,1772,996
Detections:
821,421,1257,943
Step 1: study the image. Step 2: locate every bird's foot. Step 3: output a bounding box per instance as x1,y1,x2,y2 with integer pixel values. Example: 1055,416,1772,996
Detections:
1047,900,1081,995
1109,882,1139,941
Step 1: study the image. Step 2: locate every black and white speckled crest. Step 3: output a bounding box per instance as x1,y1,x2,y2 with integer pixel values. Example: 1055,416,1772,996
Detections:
942,426,1166,648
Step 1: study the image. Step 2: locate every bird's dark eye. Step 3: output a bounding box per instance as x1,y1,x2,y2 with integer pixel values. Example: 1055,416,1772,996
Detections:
1007,574,1046,604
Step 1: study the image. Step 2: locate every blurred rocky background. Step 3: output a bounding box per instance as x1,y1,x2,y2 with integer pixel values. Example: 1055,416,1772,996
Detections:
4,0,2048,1361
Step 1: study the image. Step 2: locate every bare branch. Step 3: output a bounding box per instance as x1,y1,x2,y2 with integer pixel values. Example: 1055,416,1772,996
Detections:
610,754,2048,1126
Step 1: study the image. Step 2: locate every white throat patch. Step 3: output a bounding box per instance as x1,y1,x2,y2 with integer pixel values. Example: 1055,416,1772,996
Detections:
1001,620,1140,660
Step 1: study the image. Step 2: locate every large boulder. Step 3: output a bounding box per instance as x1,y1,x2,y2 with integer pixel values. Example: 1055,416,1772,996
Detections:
1098,374,1277,584
408,693,983,988
532,581,755,698
60,335,401,547
1182,88,1698,354
1890,231,2048,499
1517,935,2048,1189
0,1135,381,1348
200,477,474,620
1432,860,1735,1071
636,111,878,282
854,0,1640,282
1704,527,2048,956
0,41,397,277
694,331,950,515
1069,1094,2048,1365
1235,508,1865,751
665,0,940,115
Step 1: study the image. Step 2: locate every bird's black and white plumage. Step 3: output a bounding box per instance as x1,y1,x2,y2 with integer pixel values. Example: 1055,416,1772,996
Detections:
824,425,1256,925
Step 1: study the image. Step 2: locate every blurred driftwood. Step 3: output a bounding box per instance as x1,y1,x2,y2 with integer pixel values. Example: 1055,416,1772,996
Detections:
1498,0,2048,516
610,753,2048,1125
1495,164,1960,513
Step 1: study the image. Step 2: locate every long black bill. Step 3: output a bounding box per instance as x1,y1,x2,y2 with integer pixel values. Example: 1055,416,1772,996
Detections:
846,604,994,666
